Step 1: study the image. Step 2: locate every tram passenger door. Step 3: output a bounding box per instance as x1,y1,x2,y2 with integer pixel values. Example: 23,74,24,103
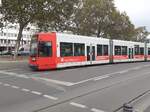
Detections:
87,46,90,61
128,48,134,59
86,46,95,63
92,46,95,61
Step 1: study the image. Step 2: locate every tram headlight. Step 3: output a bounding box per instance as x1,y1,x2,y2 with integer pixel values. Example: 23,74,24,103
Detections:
32,57,36,61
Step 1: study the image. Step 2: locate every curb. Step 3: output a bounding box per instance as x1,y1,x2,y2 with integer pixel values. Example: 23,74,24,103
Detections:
0,59,28,63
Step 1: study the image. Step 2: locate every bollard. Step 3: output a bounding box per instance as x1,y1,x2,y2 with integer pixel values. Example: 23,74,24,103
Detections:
123,103,133,112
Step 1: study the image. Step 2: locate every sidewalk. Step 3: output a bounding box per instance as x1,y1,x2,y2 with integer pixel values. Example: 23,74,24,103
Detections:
0,55,28,63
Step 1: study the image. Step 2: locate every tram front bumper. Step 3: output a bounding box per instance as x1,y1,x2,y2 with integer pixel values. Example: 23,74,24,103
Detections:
29,64,38,70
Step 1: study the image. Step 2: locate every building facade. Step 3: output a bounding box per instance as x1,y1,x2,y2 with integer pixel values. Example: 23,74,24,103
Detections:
147,35,150,43
0,24,35,52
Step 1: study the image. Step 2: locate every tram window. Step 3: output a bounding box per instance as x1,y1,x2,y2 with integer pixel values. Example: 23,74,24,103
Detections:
30,35,38,57
148,48,150,55
74,43,85,56
115,46,121,55
122,46,127,55
134,45,140,55
103,45,108,55
97,45,102,56
30,43,37,56
60,42,73,57
38,41,52,57
140,47,144,55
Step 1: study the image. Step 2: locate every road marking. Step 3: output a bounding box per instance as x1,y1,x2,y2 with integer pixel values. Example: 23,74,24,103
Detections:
0,76,14,79
68,68,135,85
73,73,115,85
0,70,118,87
70,102,87,108
33,77,74,86
3,83,10,87
91,108,105,112
117,70,129,74
143,65,150,67
33,72,116,86
94,75,110,81
0,82,59,101
0,71,16,75
0,71,30,79
0,65,146,87
31,91,42,95
21,88,30,92
132,67,141,70
11,85,20,89
17,75,30,79
73,78,96,85
43,95,58,100
3,68,22,72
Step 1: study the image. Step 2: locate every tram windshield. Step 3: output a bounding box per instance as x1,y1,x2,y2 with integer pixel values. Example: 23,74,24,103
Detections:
30,35,38,57
38,41,52,57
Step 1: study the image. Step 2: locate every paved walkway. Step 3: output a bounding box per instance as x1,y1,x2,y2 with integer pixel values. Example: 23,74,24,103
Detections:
0,56,28,63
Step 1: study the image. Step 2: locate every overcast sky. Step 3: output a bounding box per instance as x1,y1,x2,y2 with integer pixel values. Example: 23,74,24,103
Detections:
114,0,150,31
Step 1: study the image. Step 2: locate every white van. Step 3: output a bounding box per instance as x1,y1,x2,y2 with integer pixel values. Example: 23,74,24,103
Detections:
12,44,30,56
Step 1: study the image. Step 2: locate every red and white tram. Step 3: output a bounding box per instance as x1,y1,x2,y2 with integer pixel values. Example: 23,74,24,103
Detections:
29,32,149,70
147,43,150,61
113,40,145,62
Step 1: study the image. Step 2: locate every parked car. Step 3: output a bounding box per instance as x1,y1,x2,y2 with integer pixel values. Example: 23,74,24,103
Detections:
11,48,29,56
0,50,12,55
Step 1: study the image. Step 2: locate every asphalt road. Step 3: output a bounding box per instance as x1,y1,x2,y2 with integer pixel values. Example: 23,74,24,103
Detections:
0,60,150,112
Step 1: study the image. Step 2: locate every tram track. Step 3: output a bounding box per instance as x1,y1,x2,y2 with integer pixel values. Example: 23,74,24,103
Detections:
113,90,150,112
34,68,150,112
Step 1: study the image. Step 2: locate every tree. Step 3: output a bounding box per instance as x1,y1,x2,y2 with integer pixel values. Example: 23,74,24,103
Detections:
107,12,136,40
133,27,149,42
69,0,136,41
0,0,41,58
0,0,79,58
70,0,116,37
36,0,79,32
0,21,3,31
